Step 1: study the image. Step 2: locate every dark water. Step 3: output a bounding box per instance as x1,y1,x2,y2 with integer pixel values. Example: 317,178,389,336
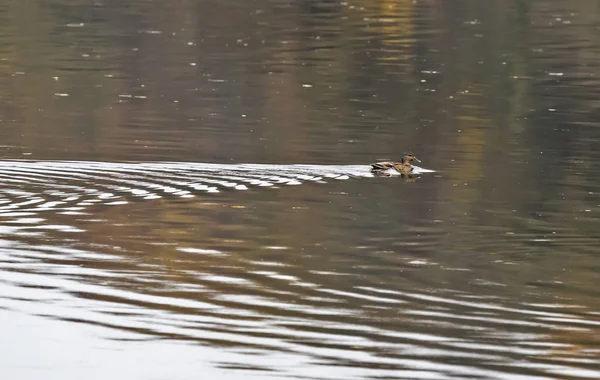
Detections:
1,1,600,379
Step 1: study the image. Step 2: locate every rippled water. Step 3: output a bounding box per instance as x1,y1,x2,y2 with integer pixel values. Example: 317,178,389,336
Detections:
1,0,600,379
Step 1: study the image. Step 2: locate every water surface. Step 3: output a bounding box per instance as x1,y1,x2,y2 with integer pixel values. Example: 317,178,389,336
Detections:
1,1,600,379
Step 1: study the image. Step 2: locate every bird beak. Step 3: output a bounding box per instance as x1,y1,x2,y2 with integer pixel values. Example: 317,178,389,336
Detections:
414,157,421,163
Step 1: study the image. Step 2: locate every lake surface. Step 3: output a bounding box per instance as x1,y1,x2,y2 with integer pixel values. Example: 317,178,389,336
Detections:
1,0,600,379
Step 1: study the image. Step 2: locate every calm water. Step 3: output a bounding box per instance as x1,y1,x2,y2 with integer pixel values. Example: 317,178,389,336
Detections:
1,0,600,379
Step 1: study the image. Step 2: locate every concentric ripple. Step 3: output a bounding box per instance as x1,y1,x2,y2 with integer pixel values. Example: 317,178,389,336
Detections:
0,160,598,380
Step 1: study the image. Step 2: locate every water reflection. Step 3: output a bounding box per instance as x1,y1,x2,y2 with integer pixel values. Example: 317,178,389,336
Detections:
1,0,600,379
1,159,599,378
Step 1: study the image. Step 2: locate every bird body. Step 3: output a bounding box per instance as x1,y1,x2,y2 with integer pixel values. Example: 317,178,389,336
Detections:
370,153,421,175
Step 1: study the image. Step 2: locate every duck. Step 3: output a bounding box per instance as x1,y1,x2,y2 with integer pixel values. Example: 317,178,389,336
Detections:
370,153,421,175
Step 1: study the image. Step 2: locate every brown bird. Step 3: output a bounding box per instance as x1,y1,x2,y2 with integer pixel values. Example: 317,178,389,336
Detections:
370,153,421,175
